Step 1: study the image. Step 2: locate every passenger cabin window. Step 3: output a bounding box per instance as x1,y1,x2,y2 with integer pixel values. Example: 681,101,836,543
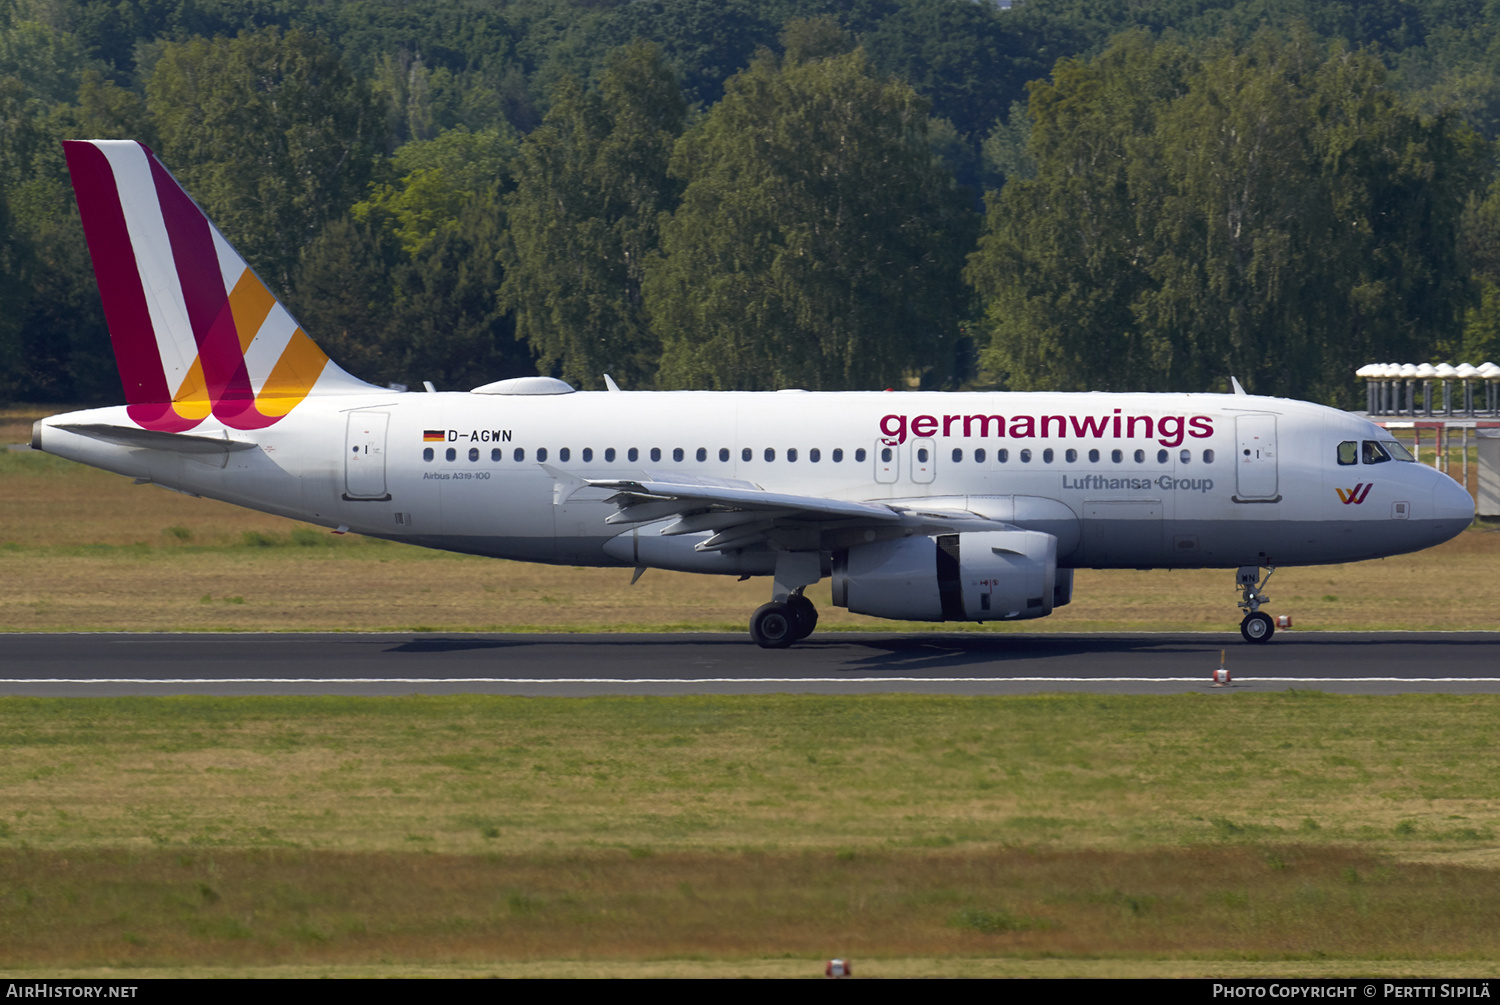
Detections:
491,448,501,461
719,448,730,462
952,448,963,462
559,447,570,462
650,447,661,462
696,447,707,462
446,447,456,461
855,448,866,462
537,447,548,462
833,448,844,462
788,448,798,462
582,447,593,462
469,447,479,462
1088,449,1100,463
975,448,986,463
1338,441,1358,465
628,447,639,462
810,448,821,462
1065,449,1077,463
605,447,616,462
514,447,525,462
672,447,684,462
423,448,434,462
742,447,752,462
1020,449,1032,463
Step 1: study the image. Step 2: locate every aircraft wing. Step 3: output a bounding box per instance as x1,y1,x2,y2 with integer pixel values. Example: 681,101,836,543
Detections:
574,471,1005,553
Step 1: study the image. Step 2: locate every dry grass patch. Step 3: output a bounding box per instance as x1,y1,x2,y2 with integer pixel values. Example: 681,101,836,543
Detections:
4,846,1500,968
3,445,1499,631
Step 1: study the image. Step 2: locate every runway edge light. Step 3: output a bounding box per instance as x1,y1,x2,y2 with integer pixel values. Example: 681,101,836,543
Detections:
825,958,851,978
1212,650,1231,686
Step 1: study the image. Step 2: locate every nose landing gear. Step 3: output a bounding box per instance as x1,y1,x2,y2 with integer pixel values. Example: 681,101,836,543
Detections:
1236,565,1277,643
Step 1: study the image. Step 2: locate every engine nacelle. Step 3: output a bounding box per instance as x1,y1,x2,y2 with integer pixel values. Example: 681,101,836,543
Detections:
832,530,1061,622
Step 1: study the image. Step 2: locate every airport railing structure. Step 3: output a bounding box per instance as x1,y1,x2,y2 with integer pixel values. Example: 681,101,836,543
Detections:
1355,362,1500,517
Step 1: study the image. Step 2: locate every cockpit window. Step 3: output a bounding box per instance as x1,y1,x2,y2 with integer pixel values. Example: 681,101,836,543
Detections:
1337,441,1357,466
1361,440,1392,464
1383,439,1415,462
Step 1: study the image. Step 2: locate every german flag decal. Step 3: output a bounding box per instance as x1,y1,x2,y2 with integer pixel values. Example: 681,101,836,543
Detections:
423,430,445,442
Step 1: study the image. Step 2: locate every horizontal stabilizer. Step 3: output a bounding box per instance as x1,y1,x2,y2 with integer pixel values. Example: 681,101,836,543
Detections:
55,422,257,455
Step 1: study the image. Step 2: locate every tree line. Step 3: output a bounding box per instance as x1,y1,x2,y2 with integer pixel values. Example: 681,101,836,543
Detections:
2,0,1498,408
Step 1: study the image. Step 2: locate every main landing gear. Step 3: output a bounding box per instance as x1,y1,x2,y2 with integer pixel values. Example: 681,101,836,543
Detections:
750,592,818,649
1236,565,1277,643
750,552,823,649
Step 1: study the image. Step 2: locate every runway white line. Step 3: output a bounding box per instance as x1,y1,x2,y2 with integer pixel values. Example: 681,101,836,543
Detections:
8,677,1500,685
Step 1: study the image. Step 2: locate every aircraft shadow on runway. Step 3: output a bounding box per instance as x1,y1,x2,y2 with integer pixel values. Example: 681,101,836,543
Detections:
373,632,1500,679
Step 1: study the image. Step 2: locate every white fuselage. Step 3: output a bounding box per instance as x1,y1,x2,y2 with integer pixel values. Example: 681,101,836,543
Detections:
36,389,1475,576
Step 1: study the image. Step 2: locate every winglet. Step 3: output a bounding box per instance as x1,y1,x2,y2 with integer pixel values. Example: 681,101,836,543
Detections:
1230,376,1248,396
603,373,622,392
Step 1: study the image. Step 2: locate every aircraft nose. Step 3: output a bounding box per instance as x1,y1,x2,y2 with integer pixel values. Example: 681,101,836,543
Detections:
1431,472,1475,534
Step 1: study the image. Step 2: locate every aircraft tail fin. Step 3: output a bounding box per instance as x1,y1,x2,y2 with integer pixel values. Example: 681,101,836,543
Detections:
63,139,377,432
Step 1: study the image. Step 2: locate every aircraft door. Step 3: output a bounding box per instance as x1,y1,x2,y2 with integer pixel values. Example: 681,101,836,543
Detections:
911,438,936,484
1234,415,1280,501
344,411,391,501
874,441,899,483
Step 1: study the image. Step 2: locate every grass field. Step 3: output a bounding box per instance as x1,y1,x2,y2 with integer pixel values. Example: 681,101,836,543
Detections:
4,407,1500,977
3,693,1500,974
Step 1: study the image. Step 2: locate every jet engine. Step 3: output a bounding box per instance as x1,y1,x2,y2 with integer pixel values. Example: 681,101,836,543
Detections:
831,530,1069,622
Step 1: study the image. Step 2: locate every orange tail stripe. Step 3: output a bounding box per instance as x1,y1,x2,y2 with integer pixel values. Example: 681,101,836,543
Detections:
227,268,278,353
257,328,330,415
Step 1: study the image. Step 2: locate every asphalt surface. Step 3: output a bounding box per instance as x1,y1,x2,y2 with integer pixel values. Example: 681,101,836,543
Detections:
1,630,1497,696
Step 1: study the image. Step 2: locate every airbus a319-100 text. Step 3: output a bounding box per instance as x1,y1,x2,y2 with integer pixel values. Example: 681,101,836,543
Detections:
32,140,1476,647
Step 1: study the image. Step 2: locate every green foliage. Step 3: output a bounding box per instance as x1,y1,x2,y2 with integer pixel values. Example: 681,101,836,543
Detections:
969,29,1487,401
501,42,686,389
293,175,524,391
289,215,405,384
648,38,974,390
146,26,385,292
353,125,518,256
0,16,96,106
1,2,1498,405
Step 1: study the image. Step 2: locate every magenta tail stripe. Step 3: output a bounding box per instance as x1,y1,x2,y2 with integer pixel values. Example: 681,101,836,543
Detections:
63,141,198,428
145,155,255,406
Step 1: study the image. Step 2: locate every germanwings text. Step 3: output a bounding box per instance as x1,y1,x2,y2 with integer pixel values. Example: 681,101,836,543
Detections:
879,411,1214,448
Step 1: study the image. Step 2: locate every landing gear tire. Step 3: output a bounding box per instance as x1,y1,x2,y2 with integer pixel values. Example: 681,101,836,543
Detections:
750,601,796,649
1240,611,1275,644
786,595,818,641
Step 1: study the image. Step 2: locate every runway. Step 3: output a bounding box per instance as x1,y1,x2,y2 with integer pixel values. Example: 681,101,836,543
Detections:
2,631,1498,696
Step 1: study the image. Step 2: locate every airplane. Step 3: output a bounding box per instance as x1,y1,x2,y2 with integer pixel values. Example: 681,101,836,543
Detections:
31,140,1477,647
